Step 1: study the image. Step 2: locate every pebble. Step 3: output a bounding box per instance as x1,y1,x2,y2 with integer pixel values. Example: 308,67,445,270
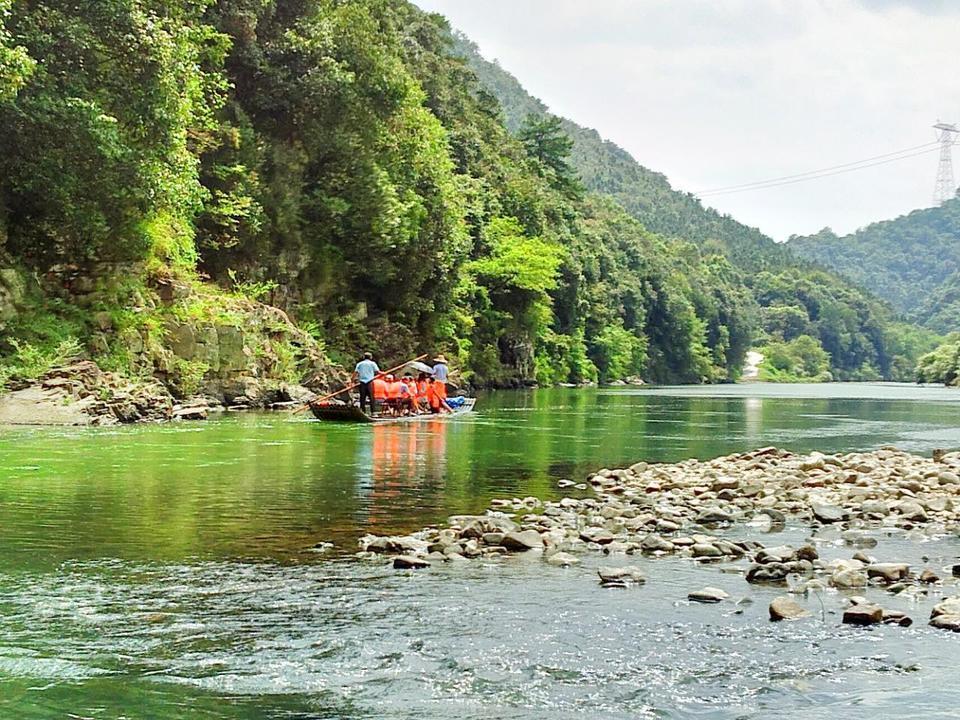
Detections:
352,447,960,638
691,543,723,558
830,568,868,588
811,503,844,524
929,614,960,631
580,527,615,545
866,563,910,583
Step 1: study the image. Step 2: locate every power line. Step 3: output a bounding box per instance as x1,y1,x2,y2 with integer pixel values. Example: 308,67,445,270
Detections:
697,144,945,197
696,141,941,195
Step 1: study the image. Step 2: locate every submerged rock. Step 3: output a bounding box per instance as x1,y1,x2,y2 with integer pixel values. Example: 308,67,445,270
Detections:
545,552,579,567
597,566,646,586
688,587,729,603
881,610,913,627
393,555,430,569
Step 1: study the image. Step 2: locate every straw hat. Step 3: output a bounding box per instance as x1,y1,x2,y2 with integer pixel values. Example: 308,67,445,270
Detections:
433,354,447,363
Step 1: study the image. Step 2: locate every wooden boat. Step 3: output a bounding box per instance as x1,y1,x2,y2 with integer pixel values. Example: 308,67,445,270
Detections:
309,397,476,423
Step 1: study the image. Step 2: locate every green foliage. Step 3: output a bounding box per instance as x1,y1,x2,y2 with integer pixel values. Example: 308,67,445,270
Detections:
454,30,911,383
883,322,942,382
913,269,960,334
916,333,960,386
759,335,832,383
751,269,892,380
534,329,597,386
592,321,647,382
518,114,582,198
0,337,83,388
170,357,210,398
0,0,226,271
227,269,277,302
789,199,960,324
0,0,34,101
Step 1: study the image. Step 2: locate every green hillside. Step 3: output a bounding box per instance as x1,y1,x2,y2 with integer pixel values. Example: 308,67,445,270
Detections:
788,199,960,328
0,0,927,393
449,31,920,381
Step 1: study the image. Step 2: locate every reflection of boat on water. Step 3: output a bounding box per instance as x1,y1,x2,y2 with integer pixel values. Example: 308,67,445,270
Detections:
356,416,455,531
310,397,476,423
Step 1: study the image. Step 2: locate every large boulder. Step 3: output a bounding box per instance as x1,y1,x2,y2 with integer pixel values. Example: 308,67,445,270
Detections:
866,563,910,583
842,604,883,626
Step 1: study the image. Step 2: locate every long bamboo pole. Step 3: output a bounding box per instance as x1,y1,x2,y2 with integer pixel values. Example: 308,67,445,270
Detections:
292,353,429,414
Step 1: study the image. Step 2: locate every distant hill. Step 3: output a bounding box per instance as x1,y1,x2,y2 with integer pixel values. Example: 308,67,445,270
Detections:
788,199,960,330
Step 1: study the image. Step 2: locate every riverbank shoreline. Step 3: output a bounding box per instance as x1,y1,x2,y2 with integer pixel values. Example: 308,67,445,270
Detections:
0,360,319,426
358,446,960,631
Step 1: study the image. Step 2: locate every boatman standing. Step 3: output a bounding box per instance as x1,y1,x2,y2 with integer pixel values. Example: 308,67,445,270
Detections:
353,352,380,415
432,354,450,404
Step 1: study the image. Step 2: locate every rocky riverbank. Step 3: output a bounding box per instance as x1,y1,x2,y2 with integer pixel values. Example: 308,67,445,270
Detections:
0,360,318,425
356,446,960,632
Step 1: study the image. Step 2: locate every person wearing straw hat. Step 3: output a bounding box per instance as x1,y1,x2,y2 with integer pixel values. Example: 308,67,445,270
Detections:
432,354,450,405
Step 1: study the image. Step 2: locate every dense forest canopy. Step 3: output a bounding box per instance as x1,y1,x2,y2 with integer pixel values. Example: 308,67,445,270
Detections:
0,0,942,390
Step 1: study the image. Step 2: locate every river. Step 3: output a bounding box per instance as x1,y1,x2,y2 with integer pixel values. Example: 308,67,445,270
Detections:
1,383,959,718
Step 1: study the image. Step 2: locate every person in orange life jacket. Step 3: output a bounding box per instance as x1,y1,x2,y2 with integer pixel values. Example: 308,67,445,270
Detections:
399,374,418,415
427,377,452,414
415,372,431,411
371,373,388,415
383,374,401,415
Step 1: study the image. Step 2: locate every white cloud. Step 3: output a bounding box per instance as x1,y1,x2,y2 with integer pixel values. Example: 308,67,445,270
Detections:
414,0,960,240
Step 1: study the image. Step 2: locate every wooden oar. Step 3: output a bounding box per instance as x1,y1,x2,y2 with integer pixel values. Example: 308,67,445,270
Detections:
291,353,429,414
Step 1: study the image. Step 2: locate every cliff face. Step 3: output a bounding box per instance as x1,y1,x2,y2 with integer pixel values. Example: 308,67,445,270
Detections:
0,260,344,417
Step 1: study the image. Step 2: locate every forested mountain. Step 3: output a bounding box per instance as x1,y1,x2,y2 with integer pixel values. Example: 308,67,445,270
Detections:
788,199,960,332
450,32,922,381
0,0,929,393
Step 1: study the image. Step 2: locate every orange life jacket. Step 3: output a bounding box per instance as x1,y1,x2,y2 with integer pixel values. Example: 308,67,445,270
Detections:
372,377,387,400
385,380,401,400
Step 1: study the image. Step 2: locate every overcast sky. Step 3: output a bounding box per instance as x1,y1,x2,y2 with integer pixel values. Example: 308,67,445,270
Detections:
413,0,959,240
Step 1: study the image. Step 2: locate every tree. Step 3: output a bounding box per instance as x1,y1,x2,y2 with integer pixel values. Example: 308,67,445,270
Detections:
517,114,582,198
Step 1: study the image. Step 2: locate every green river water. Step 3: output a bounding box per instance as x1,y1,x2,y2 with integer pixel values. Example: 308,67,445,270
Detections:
1,383,960,719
